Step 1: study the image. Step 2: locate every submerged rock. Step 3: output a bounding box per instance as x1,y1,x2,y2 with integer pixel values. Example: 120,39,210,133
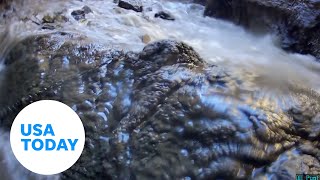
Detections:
141,34,151,44
155,11,175,21
205,0,320,59
1,32,320,179
118,0,143,12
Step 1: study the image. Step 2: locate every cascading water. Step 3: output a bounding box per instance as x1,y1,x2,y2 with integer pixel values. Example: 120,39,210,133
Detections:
0,0,319,179
2,0,320,92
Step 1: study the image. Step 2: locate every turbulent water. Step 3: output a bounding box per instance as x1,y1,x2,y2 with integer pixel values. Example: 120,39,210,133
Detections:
0,0,320,179
2,0,320,92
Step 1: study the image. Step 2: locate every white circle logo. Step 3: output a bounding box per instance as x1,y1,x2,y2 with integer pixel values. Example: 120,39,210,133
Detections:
10,100,85,175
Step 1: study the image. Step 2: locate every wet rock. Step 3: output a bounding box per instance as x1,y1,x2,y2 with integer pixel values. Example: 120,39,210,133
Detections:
42,15,54,23
41,24,55,30
205,0,320,59
54,15,68,23
82,5,92,14
71,10,85,21
1,33,320,179
253,151,320,179
71,6,93,21
118,0,143,12
155,11,175,21
141,34,151,44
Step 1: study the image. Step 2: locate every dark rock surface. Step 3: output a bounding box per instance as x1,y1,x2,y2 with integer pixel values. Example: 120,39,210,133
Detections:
0,0,11,8
118,0,143,12
42,24,55,30
71,10,86,21
82,5,92,14
71,6,92,21
1,32,320,179
155,11,175,21
205,0,320,59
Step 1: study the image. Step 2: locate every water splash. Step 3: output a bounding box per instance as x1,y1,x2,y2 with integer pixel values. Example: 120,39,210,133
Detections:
0,23,29,69
0,129,60,180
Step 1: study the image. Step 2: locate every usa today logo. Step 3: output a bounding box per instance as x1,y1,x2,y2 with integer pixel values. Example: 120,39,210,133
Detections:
10,100,85,175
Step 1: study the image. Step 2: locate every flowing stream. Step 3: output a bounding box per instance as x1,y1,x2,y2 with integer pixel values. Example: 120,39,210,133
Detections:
2,0,320,93
0,0,320,179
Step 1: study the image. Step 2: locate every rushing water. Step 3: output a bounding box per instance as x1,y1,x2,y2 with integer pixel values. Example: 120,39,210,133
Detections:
2,0,320,92
0,0,320,179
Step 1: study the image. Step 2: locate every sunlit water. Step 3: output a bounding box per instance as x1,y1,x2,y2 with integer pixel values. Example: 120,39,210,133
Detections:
0,0,320,179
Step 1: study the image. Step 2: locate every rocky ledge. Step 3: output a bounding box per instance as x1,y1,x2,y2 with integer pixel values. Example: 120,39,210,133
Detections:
205,0,320,59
